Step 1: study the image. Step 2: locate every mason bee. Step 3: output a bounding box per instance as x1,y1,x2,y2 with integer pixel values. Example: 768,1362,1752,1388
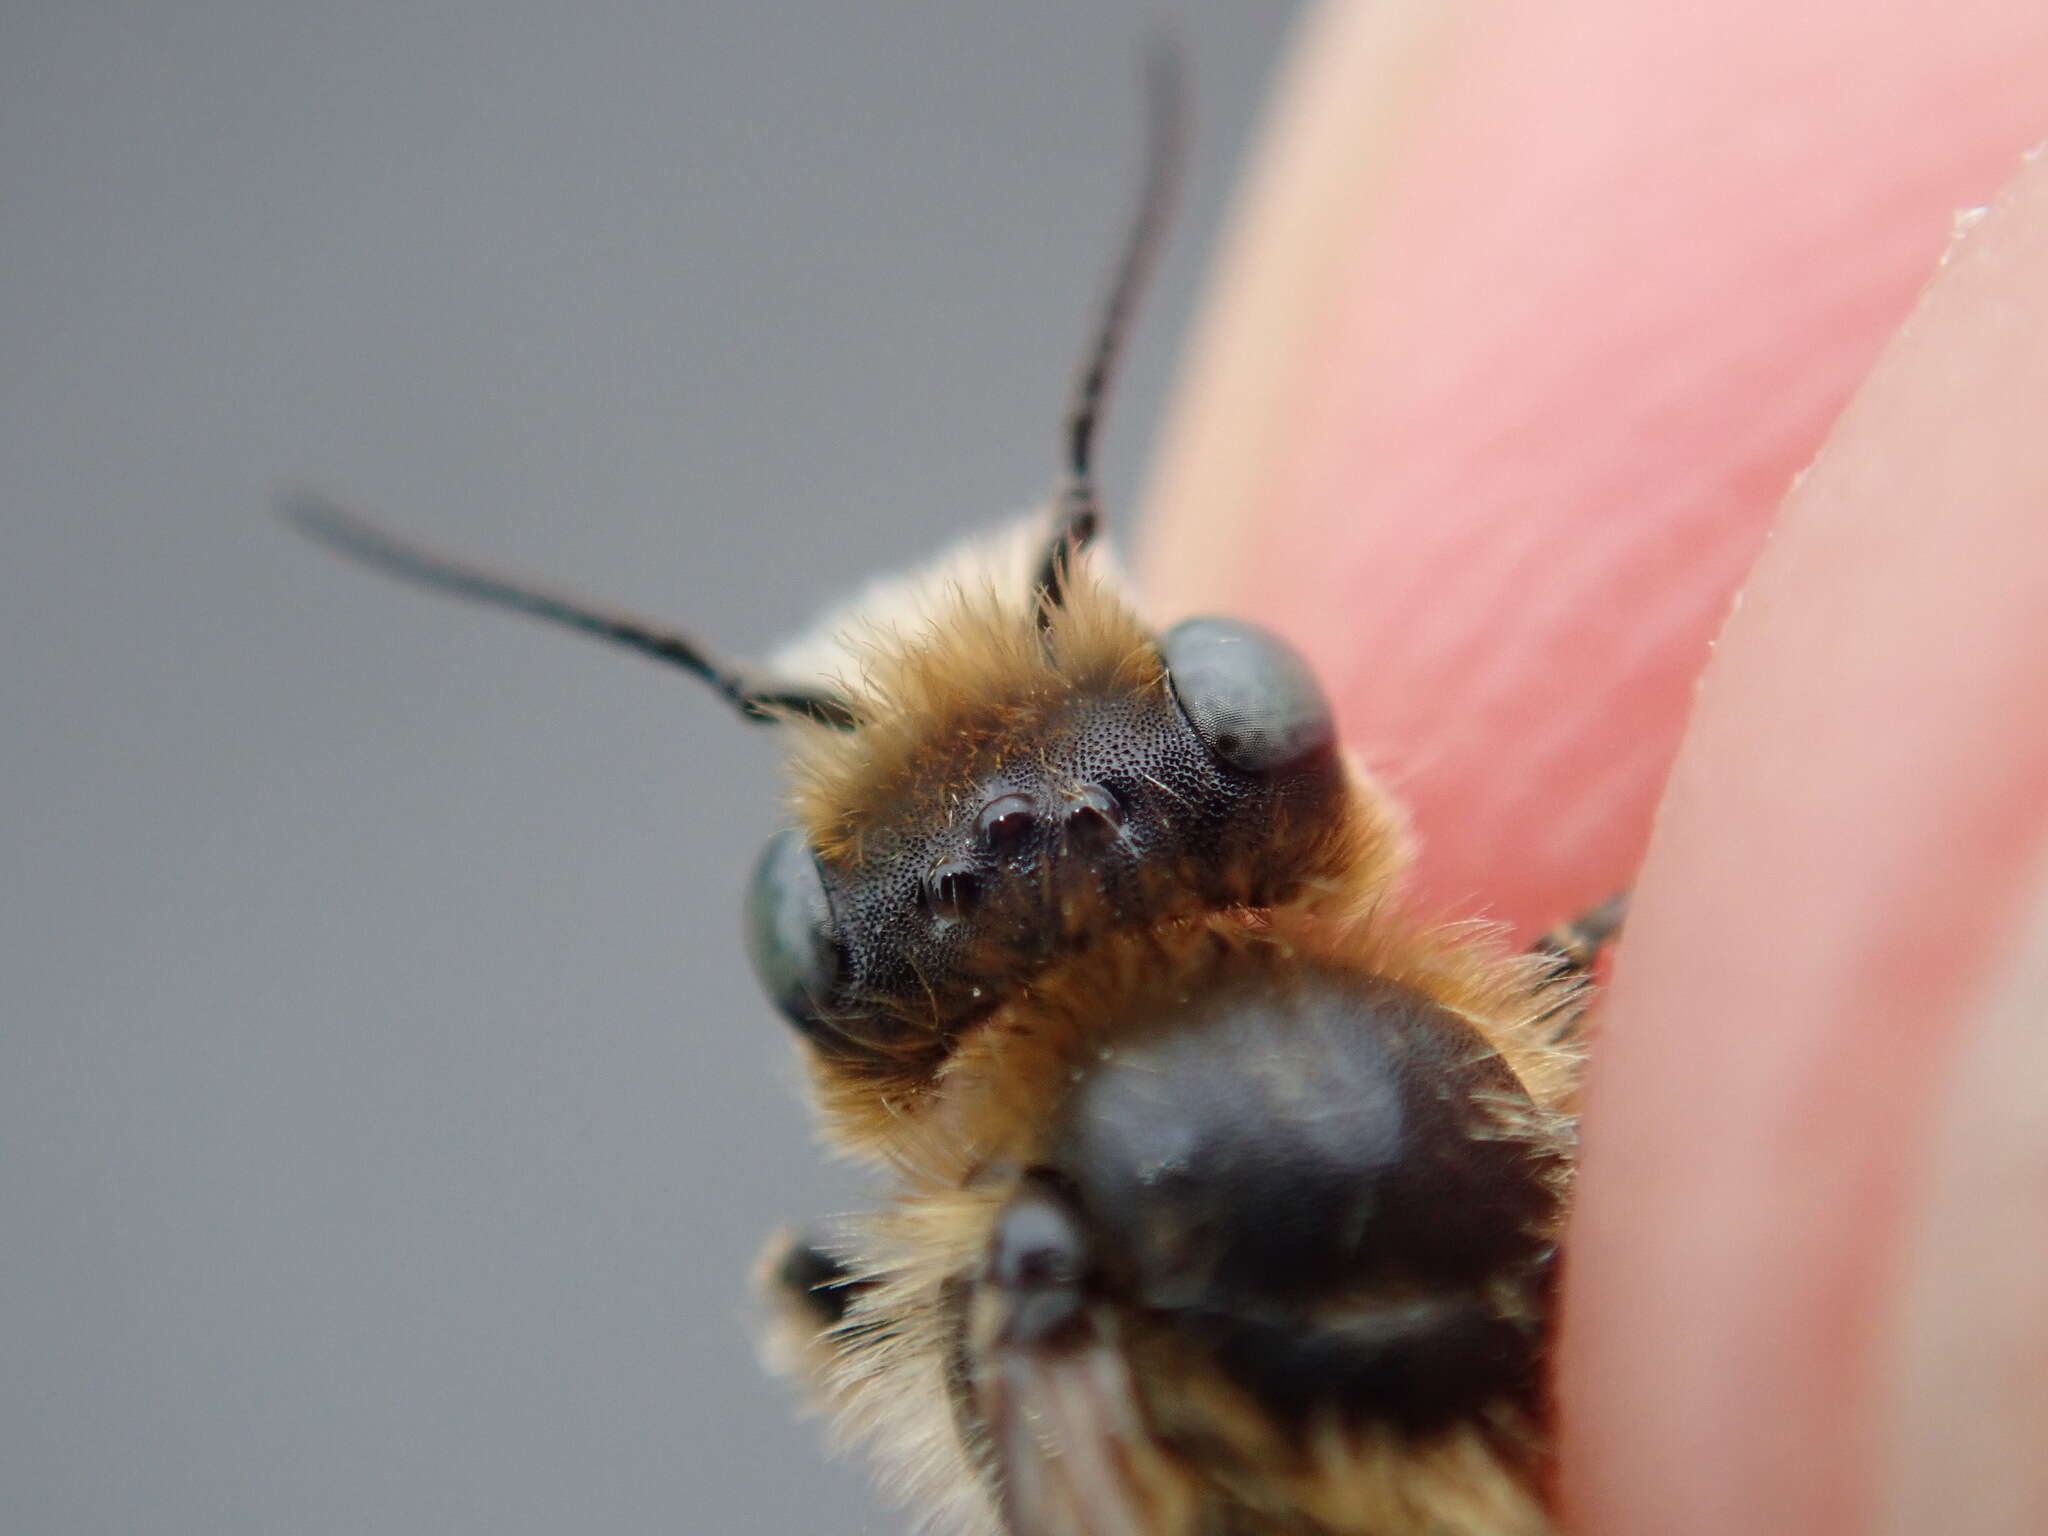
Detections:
288,47,1623,1536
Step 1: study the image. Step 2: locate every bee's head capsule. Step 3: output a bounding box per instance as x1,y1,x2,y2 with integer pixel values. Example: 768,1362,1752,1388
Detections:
760,603,1369,1071
764,625,1362,1058
1158,617,1335,776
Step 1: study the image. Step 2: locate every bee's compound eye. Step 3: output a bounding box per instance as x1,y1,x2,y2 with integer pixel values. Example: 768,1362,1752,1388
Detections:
975,794,1040,858
743,828,846,1040
1159,617,1335,775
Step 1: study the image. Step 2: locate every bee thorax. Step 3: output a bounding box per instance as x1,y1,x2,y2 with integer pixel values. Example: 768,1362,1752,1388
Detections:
1039,968,1567,1436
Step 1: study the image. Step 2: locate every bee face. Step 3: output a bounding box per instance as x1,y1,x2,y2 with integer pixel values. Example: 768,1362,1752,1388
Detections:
745,602,1373,1085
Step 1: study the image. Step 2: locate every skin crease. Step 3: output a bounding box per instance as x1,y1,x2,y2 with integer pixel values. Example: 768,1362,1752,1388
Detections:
1138,3,2048,1533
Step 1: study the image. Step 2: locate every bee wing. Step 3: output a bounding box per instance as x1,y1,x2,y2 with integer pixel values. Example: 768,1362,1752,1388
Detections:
979,1321,1191,1536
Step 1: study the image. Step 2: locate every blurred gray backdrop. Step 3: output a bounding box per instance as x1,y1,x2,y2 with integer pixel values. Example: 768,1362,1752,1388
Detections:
1,3,1301,1532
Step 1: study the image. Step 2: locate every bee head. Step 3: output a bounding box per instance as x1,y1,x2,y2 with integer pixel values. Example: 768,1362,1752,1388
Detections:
280,491,1401,1104
745,572,1398,1079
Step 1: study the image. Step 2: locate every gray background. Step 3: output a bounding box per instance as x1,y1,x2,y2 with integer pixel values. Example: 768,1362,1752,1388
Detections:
2,4,1301,1532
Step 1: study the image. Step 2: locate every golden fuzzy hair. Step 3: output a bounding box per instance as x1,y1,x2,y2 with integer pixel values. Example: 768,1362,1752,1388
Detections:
800,829,1567,1164
884,910,1578,1189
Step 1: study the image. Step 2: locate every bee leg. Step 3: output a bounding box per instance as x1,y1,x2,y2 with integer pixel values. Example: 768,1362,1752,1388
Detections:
754,1230,867,1405
1531,890,1629,981
1528,890,1629,1042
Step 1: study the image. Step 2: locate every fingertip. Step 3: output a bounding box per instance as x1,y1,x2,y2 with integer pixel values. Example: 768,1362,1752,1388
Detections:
1560,143,2048,1536
1140,0,2048,935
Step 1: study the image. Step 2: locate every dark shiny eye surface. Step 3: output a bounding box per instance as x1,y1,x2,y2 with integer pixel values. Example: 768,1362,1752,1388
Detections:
1060,783,1123,848
922,860,981,921
975,794,1039,858
1159,617,1335,775
742,828,844,1038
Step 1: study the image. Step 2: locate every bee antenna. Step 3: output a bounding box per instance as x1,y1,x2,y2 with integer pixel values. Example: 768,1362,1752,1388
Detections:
279,488,859,730
1034,31,1188,618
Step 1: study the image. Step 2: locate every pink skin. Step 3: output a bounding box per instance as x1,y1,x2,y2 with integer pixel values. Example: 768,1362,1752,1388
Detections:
1140,3,2048,1532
